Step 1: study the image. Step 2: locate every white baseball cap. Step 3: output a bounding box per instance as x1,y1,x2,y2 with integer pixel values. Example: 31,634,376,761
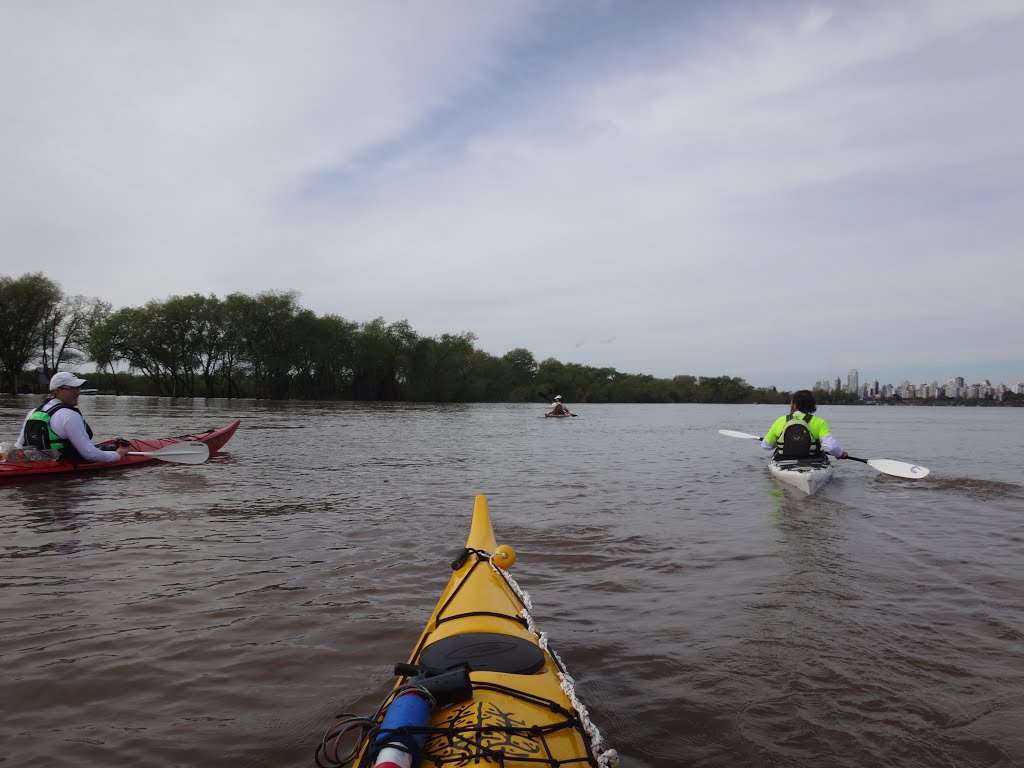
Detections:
50,371,87,390
555,395,562,400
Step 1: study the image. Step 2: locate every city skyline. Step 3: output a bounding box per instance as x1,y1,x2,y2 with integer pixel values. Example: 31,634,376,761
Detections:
814,369,1024,399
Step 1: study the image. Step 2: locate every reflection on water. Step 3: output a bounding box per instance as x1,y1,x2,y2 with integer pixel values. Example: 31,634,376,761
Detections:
1,398,1023,767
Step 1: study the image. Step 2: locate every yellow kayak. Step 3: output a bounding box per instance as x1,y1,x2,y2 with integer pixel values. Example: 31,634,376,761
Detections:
316,494,617,768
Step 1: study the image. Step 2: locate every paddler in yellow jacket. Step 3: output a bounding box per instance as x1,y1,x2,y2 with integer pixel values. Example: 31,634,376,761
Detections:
761,389,848,460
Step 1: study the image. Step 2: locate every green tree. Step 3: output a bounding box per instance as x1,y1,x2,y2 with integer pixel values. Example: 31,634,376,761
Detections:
353,318,418,400
536,358,566,402
668,374,699,402
290,311,358,399
0,272,63,393
39,294,111,380
694,375,751,403
501,347,539,400
151,295,201,396
316,313,359,399
225,291,304,399
220,293,254,397
83,301,120,392
469,347,508,401
198,296,229,398
96,304,178,395
407,331,479,401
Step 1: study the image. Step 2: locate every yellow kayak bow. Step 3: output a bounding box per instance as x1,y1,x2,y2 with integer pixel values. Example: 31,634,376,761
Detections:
317,495,617,768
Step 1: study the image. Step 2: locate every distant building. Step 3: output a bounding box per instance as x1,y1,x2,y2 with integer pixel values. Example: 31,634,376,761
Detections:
847,369,859,395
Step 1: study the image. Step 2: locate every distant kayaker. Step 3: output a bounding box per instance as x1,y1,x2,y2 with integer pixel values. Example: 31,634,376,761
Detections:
15,372,130,462
760,389,848,460
548,395,572,416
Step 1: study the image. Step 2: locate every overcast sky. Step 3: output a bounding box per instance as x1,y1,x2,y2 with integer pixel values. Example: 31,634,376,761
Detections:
2,0,1022,391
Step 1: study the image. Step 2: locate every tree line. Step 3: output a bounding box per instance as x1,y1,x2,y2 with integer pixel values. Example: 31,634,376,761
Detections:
1,272,790,404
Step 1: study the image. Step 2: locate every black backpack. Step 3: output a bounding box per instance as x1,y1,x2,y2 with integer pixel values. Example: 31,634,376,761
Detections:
779,414,816,458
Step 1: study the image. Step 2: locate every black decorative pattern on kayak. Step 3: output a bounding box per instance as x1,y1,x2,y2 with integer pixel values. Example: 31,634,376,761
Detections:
315,680,600,768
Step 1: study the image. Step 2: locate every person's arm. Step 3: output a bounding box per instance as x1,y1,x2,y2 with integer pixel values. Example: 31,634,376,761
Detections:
814,418,848,458
13,410,33,447
820,434,847,459
50,410,124,463
760,416,783,450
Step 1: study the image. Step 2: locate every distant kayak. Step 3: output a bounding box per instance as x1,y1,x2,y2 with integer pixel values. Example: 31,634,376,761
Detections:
544,411,573,418
0,419,240,482
315,494,616,768
768,455,834,495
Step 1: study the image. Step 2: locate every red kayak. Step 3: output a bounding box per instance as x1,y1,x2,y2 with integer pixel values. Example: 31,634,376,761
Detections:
0,418,240,482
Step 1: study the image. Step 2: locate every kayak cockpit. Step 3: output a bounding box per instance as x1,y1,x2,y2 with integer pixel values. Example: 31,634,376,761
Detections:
420,631,546,675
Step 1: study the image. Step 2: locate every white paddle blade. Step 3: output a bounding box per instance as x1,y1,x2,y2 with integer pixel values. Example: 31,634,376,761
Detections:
867,459,930,479
128,442,211,465
719,429,761,440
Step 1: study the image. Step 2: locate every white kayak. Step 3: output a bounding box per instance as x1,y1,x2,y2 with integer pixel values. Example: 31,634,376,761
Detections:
768,456,835,495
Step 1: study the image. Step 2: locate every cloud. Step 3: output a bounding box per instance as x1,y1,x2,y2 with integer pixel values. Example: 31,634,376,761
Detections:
2,0,1022,390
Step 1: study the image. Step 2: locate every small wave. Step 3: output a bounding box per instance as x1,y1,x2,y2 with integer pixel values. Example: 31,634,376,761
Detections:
930,477,1023,499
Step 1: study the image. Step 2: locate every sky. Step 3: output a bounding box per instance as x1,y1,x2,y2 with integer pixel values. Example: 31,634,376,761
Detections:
2,0,1022,391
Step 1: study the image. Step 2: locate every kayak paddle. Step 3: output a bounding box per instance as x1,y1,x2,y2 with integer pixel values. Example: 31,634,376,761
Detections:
127,442,210,465
844,456,930,479
719,429,762,440
717,429,930,479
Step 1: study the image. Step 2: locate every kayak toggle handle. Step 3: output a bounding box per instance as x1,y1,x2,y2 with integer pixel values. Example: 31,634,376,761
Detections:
450,547,487,570
450,548,471,570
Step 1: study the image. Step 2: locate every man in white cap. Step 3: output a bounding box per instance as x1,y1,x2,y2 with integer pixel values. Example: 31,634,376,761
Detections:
548,394,572,416
16,372,130,463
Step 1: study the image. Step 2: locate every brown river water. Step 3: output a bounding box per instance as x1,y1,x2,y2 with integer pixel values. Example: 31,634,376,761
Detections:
1,397,1022,768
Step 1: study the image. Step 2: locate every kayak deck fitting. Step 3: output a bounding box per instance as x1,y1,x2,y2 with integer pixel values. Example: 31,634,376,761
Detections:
316,494,617,768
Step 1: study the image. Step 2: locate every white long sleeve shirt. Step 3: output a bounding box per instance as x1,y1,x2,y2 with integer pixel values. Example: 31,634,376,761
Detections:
16,400,121,463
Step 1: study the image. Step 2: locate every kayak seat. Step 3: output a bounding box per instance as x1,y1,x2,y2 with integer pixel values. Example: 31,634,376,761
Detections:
419,632,546,675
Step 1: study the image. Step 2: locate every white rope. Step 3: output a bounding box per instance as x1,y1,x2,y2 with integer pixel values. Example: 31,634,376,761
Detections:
488,554,619,768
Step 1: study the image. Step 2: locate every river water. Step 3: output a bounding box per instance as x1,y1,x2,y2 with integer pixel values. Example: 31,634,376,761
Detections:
1,397,1022,768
